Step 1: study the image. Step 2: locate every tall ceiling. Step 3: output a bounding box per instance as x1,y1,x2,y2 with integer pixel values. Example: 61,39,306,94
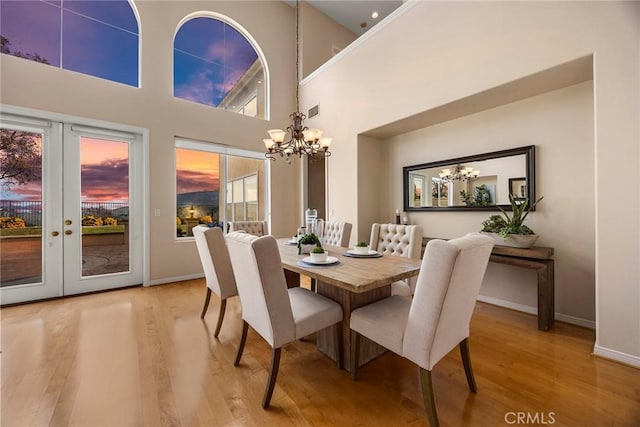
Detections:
284,1,404,36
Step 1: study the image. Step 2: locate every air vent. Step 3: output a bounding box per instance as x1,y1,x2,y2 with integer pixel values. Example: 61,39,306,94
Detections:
308,105,319,118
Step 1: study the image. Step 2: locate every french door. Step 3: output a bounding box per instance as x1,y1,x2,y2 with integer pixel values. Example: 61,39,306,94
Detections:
0,115,143,304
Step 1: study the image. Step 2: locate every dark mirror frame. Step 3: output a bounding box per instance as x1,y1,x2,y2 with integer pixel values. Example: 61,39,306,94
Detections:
403,145,536,212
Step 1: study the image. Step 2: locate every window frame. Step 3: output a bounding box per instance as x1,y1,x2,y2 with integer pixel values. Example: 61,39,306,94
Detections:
173,12,270,120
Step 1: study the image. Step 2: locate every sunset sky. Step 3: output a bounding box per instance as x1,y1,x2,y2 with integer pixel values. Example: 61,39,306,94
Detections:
175,149,220,195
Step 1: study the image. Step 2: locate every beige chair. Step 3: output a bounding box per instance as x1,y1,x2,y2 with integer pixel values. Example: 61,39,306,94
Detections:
350,233,494,426
369,223,424,296
323,220,353,247
193,225,238,337
228,220,269,236
226,231,344,408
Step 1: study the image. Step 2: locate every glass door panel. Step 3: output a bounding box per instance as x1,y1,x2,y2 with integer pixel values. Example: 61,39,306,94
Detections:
79,137,130,277
0,128,43,287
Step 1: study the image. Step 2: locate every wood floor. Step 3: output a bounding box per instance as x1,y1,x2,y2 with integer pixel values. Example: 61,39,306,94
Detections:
2,279,639,426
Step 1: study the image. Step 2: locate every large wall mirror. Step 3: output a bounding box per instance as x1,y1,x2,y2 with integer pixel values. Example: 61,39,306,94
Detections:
403,145,535,211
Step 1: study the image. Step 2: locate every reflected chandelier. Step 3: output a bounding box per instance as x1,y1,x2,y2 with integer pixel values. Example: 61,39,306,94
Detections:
439,164,480,182
263,0,332,163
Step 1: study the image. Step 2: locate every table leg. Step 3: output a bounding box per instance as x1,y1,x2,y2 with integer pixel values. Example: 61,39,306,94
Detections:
537,259,555,331
315,281,390,372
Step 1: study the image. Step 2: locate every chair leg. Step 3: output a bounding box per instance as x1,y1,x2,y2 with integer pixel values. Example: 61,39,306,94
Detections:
350,329,360,380
262,348,282,409
200,288,212,318
459,338,478,392
213,298,227,338
310,278,317,292
419,368,440,427
234,321,249,367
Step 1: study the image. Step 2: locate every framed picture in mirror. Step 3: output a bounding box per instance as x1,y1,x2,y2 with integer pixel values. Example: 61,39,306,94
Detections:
509,177,527,200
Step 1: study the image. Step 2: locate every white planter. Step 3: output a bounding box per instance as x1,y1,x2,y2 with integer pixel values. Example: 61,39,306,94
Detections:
309,251,328,262
482,232,539,248
353,245,370,255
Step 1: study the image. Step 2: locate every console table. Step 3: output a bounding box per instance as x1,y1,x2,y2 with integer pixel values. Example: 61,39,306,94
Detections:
422,238,555,331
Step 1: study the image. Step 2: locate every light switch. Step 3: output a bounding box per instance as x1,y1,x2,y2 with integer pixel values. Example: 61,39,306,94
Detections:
154,209,160,217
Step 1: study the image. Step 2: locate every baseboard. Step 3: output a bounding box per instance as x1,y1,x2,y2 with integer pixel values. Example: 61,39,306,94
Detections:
593,345,640,368
477,295,595,330
146,273,204,286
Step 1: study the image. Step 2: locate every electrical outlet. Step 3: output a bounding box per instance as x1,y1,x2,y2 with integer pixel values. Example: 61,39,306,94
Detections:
154,209,160,217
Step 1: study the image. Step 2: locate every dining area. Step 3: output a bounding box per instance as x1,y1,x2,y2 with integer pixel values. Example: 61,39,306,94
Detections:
192,219,496,426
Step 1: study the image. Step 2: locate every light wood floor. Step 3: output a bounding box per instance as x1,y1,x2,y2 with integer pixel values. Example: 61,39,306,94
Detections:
2,279,639,427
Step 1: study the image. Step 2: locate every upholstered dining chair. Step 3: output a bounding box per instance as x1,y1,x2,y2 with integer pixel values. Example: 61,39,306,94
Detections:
193,225,238,338
369,223,424,296
323,220,353,247
225,231,344,409
228,220,269,236
350,233,494,426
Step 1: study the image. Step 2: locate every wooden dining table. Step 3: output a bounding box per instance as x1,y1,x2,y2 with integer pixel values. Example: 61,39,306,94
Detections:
277,238,423,372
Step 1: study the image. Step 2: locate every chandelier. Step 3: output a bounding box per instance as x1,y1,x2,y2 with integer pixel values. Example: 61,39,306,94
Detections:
263,0,332,163
439,164,480,182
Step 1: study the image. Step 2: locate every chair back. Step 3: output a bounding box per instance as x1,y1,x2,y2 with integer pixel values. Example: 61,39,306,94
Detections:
323,221,353,247
369,223,423,258
226,232,295,348
193,225,237,299
402,233,494,370
228,220,269,236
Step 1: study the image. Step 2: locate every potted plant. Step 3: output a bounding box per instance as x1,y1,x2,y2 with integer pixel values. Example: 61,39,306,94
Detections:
353,241,370,255
480,194,543,248
297,233,321,255
310,245,328,262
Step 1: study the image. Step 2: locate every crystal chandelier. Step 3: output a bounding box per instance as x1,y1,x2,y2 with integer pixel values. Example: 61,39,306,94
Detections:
439,164,480,182
263,0,332,163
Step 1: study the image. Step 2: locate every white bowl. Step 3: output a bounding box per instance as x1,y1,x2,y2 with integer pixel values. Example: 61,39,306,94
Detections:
353,245,370,255
309,251,328,262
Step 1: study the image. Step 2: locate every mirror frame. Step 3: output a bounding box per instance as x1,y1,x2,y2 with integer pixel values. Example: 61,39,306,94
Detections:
402,145,536,212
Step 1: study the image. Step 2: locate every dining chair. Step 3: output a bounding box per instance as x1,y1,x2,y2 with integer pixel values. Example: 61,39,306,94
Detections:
225,231,344,409
350,233,494,426
369,223,423,296
323,220,353,247
193,225,238,338
228,220,269,236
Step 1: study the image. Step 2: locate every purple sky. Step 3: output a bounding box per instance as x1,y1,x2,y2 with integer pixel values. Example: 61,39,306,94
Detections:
1,0,138,86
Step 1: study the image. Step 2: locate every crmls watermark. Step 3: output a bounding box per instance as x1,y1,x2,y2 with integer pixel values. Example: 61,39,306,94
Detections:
504,412,556,425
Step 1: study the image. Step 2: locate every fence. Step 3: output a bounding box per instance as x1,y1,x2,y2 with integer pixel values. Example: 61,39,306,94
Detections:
0,200,129,226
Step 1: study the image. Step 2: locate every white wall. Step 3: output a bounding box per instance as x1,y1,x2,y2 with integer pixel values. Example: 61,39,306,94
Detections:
301,1,640,364
387,82,594,324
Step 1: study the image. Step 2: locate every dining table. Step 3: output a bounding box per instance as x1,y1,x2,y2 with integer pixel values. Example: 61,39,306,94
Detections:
277,238,423,372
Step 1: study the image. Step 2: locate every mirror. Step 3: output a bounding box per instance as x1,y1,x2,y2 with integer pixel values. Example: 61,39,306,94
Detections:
403,145,535,211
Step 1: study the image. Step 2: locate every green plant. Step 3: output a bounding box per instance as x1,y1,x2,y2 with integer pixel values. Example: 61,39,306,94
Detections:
461,184,492,206
298,233,321,246
481,194,543,238
311,246,325,254
356,241,368,247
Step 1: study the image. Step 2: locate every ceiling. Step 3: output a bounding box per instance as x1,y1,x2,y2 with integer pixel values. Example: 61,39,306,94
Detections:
284,1,405,36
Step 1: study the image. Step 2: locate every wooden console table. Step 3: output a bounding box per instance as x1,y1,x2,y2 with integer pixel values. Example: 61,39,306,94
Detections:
422,238,555,331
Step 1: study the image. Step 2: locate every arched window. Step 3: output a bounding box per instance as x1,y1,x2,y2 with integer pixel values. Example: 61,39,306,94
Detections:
174,15,267,119
0,0,139,87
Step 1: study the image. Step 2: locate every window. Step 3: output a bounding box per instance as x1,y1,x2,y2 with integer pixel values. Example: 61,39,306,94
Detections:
0,0,139,87
226,173,258,222
174,15,266,118
175,139,268,238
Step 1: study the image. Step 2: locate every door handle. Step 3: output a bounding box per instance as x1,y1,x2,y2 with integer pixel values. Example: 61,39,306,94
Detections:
65,230,73,235
65,220,72,225
51,231,60,237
